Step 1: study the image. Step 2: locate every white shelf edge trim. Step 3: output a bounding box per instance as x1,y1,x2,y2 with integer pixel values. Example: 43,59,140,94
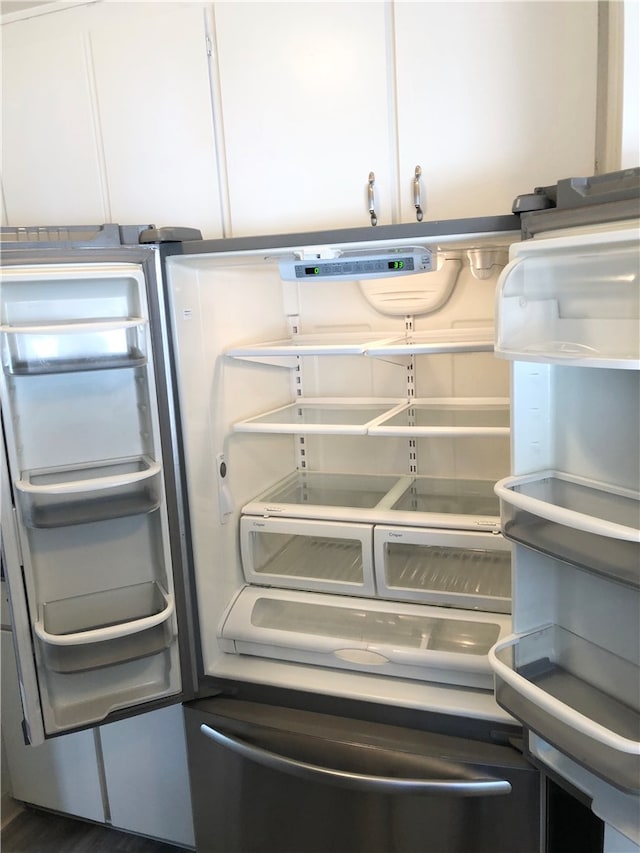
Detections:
34,590,174,647
495,471,640,542
16,458,161,495
0,317,147,335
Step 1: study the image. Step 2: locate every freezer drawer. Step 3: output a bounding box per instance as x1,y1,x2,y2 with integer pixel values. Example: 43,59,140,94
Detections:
219,586,510,689
490,625,640,792
374,526,511,612
240,516,375,596
184,697,540,853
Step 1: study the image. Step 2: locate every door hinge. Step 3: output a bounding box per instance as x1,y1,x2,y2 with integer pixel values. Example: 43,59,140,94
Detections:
205,35,213,57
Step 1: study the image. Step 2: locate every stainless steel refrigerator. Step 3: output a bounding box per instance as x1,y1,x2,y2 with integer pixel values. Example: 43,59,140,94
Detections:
1,169,637,852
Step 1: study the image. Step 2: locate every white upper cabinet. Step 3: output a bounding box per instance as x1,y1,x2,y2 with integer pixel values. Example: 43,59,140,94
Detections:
1,2,223,237
1,6,106,225
212,1,599,234
394,2,599,220
88,3,222,236
212,1,396,235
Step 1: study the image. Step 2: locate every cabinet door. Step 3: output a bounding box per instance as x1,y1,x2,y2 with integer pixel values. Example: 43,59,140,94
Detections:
213,1,396,235
394,1,598,220
1,6,106,224
89,2,223,238
99,705,195,848
1,619,105,821
1,3,223,238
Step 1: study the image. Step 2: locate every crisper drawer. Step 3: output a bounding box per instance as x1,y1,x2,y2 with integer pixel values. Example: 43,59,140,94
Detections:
219,587,511,690
495,470,640,588
490,626,640,792
240,517,375,596
374,527,511,613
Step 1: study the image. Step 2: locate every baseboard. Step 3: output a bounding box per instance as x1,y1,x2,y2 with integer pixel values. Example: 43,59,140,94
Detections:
1,793,23,829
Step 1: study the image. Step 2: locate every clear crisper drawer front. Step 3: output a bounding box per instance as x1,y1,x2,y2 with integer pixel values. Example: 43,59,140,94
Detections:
374,527,511,613
490,626,640,792
495,471,640,587
1,319,147,375
34,581,174,673
16,456,162,527
240,517,375,596
220,587,510,689
495,228,640,367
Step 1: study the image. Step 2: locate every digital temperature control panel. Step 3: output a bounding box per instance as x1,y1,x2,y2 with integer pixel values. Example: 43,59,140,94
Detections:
279,248,434,281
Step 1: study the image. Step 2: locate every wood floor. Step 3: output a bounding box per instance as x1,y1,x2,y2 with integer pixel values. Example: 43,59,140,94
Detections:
1,807,189,853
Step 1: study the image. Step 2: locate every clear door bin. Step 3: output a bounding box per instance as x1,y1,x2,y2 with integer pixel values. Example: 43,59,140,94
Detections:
374,527,511,613
495,471,640,587
1,319,148,374
240,517,375,596
219,587,510,689
495,230,640,368
490,626,640,792
16,456,162,527
34,582,174,673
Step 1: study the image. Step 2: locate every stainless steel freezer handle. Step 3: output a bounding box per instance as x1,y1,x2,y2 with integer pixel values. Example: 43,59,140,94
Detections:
199,724,512,796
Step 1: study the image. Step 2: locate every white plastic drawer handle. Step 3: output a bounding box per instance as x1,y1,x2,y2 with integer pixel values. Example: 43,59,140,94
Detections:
200,724,512,796
34,593,174,646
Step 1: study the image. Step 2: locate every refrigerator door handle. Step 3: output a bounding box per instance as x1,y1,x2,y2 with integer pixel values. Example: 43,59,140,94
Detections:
199,724,512,796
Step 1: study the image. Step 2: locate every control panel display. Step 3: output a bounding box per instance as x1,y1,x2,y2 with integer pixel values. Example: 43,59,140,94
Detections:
279,248,433,281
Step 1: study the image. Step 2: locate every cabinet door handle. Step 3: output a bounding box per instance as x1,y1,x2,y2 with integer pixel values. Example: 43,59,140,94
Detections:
413,165,424,222
368,171,378,226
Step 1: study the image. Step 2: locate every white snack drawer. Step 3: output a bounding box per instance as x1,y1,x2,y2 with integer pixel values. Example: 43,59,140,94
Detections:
495,225,640,367
490,625,640,792
34,581,174,673
240,516,375,596
1,318,148,375
220,587,510,689
374,527,511,613
15,456,162,528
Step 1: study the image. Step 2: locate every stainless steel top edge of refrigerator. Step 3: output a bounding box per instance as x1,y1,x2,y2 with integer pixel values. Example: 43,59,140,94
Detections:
152,214,523,259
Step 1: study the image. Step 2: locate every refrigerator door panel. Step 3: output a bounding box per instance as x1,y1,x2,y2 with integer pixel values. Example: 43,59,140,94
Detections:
184,698,540,853
490,210,640,840
1,455,46,745
0,251,186,738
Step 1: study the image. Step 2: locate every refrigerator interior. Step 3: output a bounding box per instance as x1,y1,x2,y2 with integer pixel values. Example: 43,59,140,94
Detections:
0,261,182,735
166,229,519,717
488,220,640,841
